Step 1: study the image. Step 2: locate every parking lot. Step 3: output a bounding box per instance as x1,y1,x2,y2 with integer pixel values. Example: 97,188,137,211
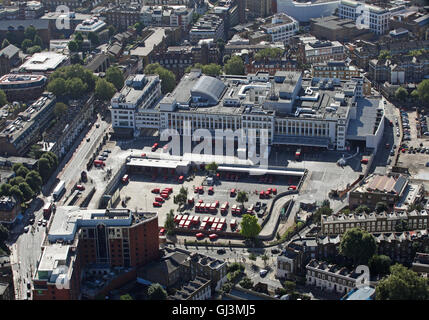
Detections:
112,166,302,236
397,110,429,181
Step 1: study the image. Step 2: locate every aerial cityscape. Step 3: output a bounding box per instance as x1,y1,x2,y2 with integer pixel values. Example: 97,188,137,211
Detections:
0,0,428,304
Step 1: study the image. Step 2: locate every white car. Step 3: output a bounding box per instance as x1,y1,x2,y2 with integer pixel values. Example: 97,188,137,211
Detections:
260,269,268,277
23,226,30,233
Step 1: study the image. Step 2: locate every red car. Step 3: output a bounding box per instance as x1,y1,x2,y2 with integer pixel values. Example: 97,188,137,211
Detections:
209,234,218,240
153,202,162,207
152,188,160,193
288,185,297,191
76,185,85,191
196,233,204,239
159,228,165,235
155,197,164,202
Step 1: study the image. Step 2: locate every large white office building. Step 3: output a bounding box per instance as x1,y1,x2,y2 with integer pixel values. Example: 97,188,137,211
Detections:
339,0,406,35
111,70,385,151
260,13,299,44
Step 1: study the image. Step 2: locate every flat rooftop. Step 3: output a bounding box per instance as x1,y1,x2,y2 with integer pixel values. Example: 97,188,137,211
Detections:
130,28,166,57
48,206,156,243
20,52,68,72
0,94,55,143
347,98,383,138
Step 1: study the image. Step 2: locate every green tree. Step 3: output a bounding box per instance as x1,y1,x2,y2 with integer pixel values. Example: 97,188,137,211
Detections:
65,78,87,99
376,202,389,213
25,170,43,194
164,209,175,235
378,50,391,60
119,294,133,300
236,191,248,207
254,47,284,61
9,185,23,202
205,162,218,173
41,152,58,168
133,22,144,34
355,205,371,214
33,35,43,47
240,214,261,239
202,63,222,76
15,166,29,178
239,276,253,289
144,63,176,94
395,87,408,102
147,283,167,300
0,89,7,107
95,78,117,101
106,66,125,91
312,205,333,222
376,264,429,300
37,157,52,182
24,26,37,41
368,254,391,276
283,280,296,293
21,39,33,52
68,40,79,52
87,32,99,46
0,183,12,196
416,79,429,106
9,176,25,186
12,163,23,173
339,228,376,266
410,89,419,102
74,32,84,42
224,55,245,75
173,190,187,209
47,78,67,97
54,102,68,118
1,38,10,49
27,45,42,54
19,182,34,202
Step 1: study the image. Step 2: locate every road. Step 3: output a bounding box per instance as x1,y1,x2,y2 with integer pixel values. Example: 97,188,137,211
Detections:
8,203,47,300
57,116,110,204
373,97,401,175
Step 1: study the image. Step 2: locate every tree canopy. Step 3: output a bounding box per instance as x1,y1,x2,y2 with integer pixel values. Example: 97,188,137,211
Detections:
54,102,68,118
95,79,117,101
49,64,96,98
339,228,376,266
368,254,391,276
395,87,408,102
147,283,167,300
415,79,429,106
0,89,7,107
144,63,176,94
240,214,261,239
106,66,125,91
236,191,248,206
254,47,284,61
375,264,429,300
224,55,245,75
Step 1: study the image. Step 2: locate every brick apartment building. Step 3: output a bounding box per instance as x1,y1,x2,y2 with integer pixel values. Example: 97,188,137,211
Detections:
0,44,21,76
32,207,159,300
0,195,20,225
150,43,220,79
138,247,227,293
349,174,411,209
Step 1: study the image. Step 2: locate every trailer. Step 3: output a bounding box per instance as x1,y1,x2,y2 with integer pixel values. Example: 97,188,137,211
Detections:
52,180,65,201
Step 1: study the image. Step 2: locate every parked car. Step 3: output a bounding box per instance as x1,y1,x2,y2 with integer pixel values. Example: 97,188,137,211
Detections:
76,185,85,191
24,226,30,233
260,269,268,277
217,249,226,254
